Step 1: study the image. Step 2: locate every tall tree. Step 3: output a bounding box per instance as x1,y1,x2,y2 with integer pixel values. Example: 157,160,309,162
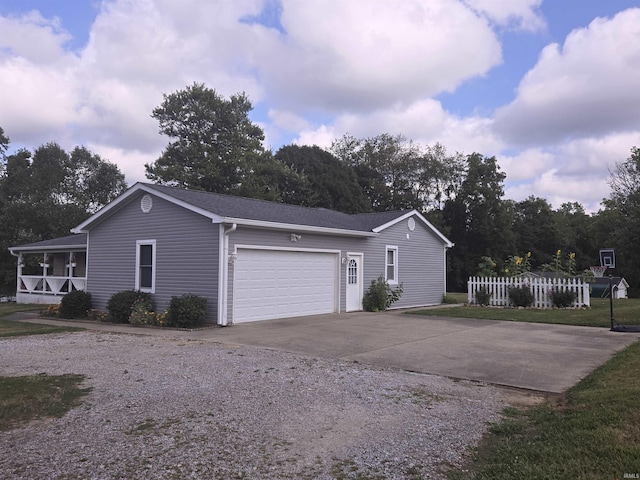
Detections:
601,146,640,294
512,196,559,266
0,137,127,294
274,145,371,213
146,83,269,195
331,134,464,214
64,147,127,213
443,153,514,290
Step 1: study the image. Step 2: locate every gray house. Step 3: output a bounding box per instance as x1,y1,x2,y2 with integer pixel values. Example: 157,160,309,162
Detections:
10,183,454,325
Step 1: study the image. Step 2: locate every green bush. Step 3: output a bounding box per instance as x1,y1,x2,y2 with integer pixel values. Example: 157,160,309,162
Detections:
508,285,534,307
128,298,160,326
166,294,207,328
549,288,577,308
106,290,153,323
442,293,460,304
362,276,403,312
59,290,92,319
474,288,491,306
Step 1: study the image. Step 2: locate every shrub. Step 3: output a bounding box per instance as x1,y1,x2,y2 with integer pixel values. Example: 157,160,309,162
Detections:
59,291,92,319
166,294,207,328
106,290,153,323
87,309,109,322
129,298,160,326
45,303,61,317
550,288,577,308
508,285,534,307
474,288,491,306
441,293,460,304
362,276,403,312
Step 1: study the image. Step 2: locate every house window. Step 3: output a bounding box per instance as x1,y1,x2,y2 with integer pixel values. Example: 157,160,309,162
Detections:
386,246,398,284
348,258,358,285
136,240,156,293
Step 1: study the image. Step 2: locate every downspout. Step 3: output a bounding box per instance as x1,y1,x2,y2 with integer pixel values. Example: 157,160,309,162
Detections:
220,223,237,326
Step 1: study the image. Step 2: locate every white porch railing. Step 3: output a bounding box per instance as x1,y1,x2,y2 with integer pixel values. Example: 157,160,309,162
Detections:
468,276,590,308
18,275,87,296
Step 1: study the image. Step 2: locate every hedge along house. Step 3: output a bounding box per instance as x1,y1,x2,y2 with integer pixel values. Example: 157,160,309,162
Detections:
10,183,454,325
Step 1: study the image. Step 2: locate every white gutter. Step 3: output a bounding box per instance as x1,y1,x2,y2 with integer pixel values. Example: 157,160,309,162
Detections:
222,217,377,237
218,223,237,326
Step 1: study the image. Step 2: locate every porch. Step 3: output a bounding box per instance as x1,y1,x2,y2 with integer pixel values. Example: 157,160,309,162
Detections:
9,234,88,304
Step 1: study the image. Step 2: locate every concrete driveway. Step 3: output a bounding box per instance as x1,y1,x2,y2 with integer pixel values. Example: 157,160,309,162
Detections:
11,310,640,393
211,311,640,393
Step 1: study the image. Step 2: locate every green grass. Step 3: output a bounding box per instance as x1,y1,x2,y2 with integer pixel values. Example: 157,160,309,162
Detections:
0,374,91,431
0,303,80,338
414,297,640,328
0,304,90,431
451,340,640,479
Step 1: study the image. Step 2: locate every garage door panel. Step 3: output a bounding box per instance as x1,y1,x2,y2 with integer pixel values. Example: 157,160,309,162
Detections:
234,249,338,323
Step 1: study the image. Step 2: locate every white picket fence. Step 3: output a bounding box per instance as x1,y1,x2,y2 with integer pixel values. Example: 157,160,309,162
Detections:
467,276,590,308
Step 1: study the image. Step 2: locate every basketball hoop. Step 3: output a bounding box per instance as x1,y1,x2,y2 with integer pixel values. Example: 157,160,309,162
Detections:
590,266,608,278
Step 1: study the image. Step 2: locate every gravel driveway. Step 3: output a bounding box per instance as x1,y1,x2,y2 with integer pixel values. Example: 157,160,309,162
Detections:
1,331,505,479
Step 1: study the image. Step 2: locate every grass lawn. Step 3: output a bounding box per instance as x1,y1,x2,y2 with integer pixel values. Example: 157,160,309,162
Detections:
451,339,640,479
0,374,91,431
0,303,81,338
415,297,640,328
0,303,89,431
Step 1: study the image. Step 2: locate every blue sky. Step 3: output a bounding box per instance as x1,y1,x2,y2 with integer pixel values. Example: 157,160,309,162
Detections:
1,0,639,212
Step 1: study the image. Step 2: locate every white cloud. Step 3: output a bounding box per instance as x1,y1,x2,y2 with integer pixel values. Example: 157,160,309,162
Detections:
494,8,640,146
0,11,72,64
292,98,501,157
266,0,502,111
502,132,639,212
462,0,545,31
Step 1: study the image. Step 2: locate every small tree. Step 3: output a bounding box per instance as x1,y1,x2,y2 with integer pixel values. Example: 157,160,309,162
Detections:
362,276,403,312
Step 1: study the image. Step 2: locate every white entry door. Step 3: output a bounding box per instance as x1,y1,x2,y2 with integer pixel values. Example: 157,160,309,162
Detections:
234,249,339,323
345,254,363,312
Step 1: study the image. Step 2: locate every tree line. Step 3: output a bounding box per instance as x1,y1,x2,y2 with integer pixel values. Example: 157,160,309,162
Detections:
1,83,638,295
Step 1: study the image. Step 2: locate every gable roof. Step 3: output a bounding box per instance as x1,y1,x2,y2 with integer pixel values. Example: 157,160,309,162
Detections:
590,277,629,287
72,182,453,245
9,233,88,253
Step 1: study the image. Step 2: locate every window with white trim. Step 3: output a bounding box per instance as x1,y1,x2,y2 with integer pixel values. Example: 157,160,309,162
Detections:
136,240,156,293
348,258,358,285
385,246,398,284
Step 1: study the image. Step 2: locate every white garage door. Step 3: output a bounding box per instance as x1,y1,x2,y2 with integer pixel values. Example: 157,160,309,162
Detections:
233,249,338,323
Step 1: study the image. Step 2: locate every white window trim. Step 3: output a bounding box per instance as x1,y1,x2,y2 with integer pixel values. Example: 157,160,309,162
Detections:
385,245,398,285
135,240,156,293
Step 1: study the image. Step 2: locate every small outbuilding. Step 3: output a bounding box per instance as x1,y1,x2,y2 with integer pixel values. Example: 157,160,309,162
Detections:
10,183,454,325
590,277,629,299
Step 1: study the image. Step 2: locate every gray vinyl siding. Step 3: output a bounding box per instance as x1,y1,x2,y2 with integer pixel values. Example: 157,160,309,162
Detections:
86,192,219,322
226,214,447,319
366,218,446,308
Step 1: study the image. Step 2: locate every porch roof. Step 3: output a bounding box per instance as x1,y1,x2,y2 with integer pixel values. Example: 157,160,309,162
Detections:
9,233,87,253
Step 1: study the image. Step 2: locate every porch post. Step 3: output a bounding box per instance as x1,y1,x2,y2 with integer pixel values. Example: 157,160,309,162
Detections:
16,253,23,294
68,251,74,292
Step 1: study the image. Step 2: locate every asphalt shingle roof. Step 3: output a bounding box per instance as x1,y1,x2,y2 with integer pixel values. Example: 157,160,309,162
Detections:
144,183,410,232
10,233,88,251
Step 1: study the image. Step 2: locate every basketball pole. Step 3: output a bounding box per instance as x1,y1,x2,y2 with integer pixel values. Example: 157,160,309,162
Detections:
609,274,614,331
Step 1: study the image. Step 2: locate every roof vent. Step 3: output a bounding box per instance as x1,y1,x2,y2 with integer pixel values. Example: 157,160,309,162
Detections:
408,217,415,231
141,194,153,214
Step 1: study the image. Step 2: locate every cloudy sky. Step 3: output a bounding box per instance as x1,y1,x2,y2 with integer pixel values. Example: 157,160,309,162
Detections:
1,0,639,212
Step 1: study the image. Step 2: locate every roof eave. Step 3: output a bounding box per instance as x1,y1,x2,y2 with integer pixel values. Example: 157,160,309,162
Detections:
9,244,87,253
72,183,223,233
223,217,378,237
372,210,454,247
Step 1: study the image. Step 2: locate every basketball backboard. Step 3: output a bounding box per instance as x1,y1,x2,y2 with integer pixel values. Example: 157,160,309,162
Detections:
599,248,616,269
